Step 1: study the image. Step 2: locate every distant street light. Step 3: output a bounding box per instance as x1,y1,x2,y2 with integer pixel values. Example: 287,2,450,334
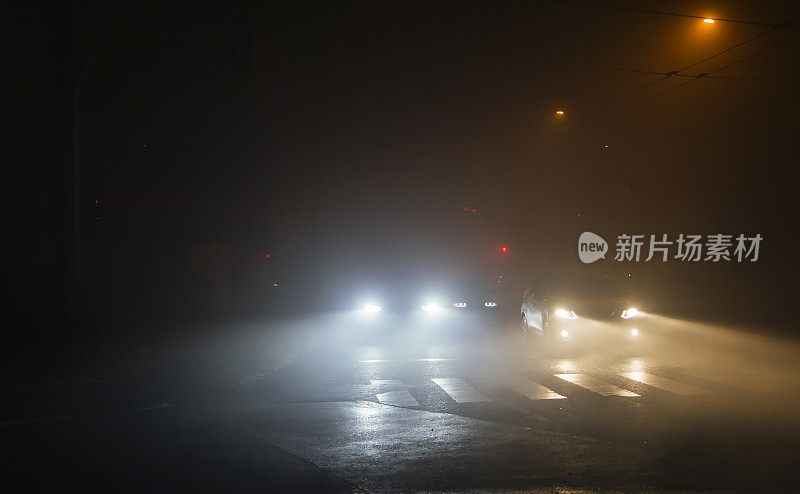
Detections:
555,109,565,115
703,18,715,23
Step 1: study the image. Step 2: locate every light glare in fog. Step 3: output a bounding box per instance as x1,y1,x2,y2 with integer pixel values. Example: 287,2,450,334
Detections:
556,308,578,320
621,308,639,319
361,304,383,314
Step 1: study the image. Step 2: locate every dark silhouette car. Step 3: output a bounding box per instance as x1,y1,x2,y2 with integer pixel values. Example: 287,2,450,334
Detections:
355,276,503,316
520,271,645,348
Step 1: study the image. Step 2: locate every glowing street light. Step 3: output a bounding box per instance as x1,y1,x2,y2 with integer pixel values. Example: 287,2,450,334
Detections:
703,18,715,23
555,109,565,115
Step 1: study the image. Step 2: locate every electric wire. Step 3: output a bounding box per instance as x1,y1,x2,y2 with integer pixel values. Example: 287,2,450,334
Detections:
537,26,792,137
541,0,795,28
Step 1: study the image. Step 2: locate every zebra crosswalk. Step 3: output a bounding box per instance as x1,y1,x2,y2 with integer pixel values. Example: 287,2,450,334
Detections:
507,377,566,400
365,368,781,409
258,355,796,417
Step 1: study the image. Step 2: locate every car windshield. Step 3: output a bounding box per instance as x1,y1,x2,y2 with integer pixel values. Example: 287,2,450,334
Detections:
538,274,625,300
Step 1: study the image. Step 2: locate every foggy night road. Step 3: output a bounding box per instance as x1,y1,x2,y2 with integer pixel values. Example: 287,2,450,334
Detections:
9,0,800,491
5,318,800,492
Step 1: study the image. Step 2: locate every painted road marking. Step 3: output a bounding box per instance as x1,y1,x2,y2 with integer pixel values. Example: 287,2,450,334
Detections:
509,378,566,400
376,389,420,407
370,379,405,386
431,378,490,403
621,372,709,395
555,374,639,397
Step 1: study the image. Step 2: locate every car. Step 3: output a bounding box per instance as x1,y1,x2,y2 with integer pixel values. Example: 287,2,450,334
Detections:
520,271,646,349
354,276,505,323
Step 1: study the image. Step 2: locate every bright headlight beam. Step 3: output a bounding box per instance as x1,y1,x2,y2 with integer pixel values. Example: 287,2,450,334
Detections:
484,301,497,308
621,308,640,319
422,302,441,312
555,308,578,320
453,302,467,308
361,304,382,314
631,328,639,336
561,330,569,338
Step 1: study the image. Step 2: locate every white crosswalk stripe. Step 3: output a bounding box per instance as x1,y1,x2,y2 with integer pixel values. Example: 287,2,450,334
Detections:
431,378,491,403
620,372,709,395
555,373,639,397
376,389,420,407
508,378,566,400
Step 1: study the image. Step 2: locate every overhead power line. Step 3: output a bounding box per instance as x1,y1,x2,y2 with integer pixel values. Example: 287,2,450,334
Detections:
706,32,800,75
673,74,774,81
617,32,800,114
534,25,793,140
678,27,777,72
542,0,797,28
529,59,665,75
530,57,772,80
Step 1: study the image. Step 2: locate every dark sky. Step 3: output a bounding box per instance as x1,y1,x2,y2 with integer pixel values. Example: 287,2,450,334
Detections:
10,1,800,329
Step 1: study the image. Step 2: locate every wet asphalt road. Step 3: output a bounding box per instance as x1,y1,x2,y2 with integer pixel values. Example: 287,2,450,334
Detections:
5,320,800,492
237,327,800,491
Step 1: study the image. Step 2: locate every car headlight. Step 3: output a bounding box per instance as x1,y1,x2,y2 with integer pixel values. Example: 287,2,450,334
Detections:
452,302,467,308
360,303,382,314
422,302,441,312
555,308,578,320
621,307,640,319
484,301,497,308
